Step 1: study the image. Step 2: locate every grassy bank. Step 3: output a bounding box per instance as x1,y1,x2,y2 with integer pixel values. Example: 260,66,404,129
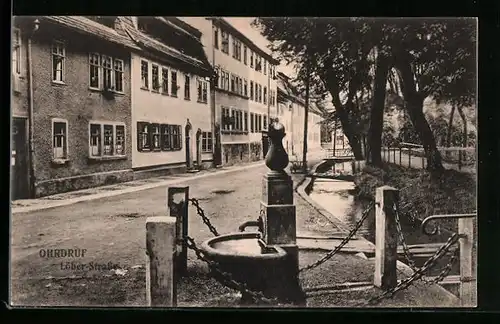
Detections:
354,163,476,232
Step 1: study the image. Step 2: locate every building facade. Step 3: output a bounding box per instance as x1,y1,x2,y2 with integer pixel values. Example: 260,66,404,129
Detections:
12,16,139,199
276,72,323,160
179,17,280,166
118,17,213,177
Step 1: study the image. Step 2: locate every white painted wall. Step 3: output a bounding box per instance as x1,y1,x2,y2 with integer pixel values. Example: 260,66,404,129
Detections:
131,52,212,168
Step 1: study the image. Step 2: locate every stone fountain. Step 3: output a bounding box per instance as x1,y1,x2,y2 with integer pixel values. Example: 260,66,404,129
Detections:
200,120,306,305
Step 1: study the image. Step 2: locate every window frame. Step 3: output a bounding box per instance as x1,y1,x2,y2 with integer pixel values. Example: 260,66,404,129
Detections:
140,60,149,90
161,66,169,94
88,120,127,159
184,73,191,100
12,28,22,76
51,118,69,162
51,40,66,84
201,131,213,153
170,69,178,97
151,64,160,92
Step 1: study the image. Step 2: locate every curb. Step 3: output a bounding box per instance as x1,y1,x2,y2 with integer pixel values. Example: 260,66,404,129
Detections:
295,160,460,303
12,161,265,214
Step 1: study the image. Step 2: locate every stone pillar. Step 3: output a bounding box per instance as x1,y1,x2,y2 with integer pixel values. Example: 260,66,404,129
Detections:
260,121,305,305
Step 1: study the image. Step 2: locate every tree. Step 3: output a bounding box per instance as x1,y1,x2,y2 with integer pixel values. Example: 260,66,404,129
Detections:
253,17,375,160
389,19,476,171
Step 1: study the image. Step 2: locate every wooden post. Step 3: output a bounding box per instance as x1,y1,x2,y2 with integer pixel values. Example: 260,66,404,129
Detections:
408,148,412,168
374,186,399,290
146,216,177,307
399,148,402,166
167,186,189,278
458,149,463,170
459,217,476,306
421,154,425,169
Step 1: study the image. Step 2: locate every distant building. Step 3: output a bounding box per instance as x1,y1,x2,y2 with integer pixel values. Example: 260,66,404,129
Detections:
276,72,323,159
178,17,280,166
12,16,137,199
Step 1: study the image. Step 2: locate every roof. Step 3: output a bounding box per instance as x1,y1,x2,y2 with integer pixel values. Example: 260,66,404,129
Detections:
42,16,140,50
118,18,213,76
208,17,280,65
276,71,323,117
158,17,203,40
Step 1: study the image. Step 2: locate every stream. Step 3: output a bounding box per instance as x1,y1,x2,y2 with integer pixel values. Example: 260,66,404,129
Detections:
308,160,460,284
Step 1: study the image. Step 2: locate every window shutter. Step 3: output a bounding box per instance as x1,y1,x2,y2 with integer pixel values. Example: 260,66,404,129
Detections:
137,122,143,151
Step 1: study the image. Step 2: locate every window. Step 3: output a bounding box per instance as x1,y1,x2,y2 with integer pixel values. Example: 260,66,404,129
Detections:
238,78,243,96
244,79,248,97
244,112,248,132
197,79,208,103
221,31,229,54
263,86,267,105
224,71,230,91
152,65,160,91
264,60,267,75
12,29,21,75
184,74,190,100
243,46,247,65
250,51,254,68
161,124,171,151
201,131,213,152
264,116,267,130
89,53,100,88
90,122,126,157
115,125,125,155
231,110,235,131
89,54,124,92
113,59,124,92
52,119,68,160
141,60,149,89
151,123,161,150
52,41,65,83
213,27,219,49
171,70,178,96
137,122,151,151
221,107,231,131
250,81,254,100
250,113,255,132
101,55,113,89
171,125,182,150
232,38,242,61
230,74,235,92
161,67,169,94
258,84,262,103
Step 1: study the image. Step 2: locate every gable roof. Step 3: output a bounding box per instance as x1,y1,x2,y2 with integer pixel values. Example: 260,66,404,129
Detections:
42,16,140,50
118,17,213,77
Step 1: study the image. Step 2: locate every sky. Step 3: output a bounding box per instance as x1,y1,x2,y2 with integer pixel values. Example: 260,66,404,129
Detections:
223,17,297,79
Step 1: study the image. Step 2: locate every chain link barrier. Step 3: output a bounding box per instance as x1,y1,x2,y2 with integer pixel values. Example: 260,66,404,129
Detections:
189,198,219,237
393,203,460,286
299,201,375,273
185,192,460,306
353,232,461,306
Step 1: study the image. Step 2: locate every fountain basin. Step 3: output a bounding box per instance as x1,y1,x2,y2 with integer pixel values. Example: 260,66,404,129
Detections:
200,232,290,300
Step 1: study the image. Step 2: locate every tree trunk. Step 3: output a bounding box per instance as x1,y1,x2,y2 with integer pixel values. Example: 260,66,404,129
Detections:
457,105,468,161
367,54,390,167
323,70,364,160
395,58,444,172
445,104,456,159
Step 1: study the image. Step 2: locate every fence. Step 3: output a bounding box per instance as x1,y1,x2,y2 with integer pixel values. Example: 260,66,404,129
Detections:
381,142,476,173
145,185,476,307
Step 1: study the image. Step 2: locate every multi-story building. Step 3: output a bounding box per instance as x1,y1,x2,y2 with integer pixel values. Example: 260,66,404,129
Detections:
179,17,280,166
118,17,214,177
11,16,214,199
276,72,323,160
11,16,138,199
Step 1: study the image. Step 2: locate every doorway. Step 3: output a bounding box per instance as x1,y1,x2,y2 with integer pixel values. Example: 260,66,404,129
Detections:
11,118,29,200
185,119,193,169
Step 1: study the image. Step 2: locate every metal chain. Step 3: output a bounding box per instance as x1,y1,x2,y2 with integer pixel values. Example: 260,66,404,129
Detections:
189,198,219,237
299,201,375,273
183,234,279,305
393,203,458,284
353,232,461,307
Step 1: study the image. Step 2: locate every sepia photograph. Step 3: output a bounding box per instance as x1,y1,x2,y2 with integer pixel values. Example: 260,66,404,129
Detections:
10,16,477,308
